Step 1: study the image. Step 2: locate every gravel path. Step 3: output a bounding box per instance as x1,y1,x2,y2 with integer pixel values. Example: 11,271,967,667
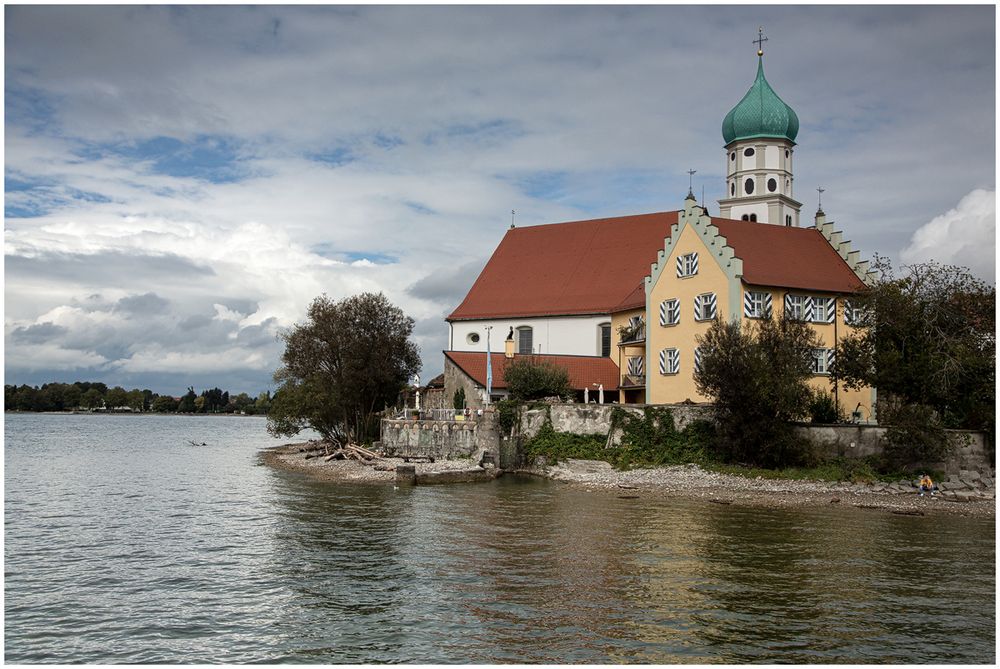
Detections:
261,443,994,518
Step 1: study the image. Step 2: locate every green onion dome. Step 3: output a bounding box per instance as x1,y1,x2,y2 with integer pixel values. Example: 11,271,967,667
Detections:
722,57,799,145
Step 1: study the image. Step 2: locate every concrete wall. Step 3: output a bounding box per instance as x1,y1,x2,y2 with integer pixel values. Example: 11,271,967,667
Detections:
380,413,499,461
793,424,993,476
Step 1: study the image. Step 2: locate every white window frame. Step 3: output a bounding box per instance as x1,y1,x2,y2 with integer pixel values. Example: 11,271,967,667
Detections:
659,348,680,375
813,297,835,324
516,326,533,354
785,294,807,321
695,292,717,322
811,348,833,375
660,298,680,326
744,290,770,319
677,252,699,278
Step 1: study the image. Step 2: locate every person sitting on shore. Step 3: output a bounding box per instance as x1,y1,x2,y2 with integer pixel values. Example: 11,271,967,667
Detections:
918,474,937,496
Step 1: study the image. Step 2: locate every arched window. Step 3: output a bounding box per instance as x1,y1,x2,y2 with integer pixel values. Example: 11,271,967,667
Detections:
516,326,533,354
749,214,758,222
598,323,611,357
741,214,750,221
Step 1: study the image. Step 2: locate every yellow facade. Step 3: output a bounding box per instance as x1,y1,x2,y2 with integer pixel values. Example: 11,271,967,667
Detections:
621,198,876,421
646,222,732,403
611,307,646,403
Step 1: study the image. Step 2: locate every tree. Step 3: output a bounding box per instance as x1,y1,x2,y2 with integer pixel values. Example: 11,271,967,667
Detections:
695,316,821,467
835,259,995,433
126,389,145,412
268,292,421,444
151,395,179,412
104,386,127,410
177,387,197,413
834,259,994,468
503,357,572,401
81,388,104,410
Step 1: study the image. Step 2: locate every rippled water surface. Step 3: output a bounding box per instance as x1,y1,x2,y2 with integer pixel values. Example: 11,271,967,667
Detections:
4,413,995,663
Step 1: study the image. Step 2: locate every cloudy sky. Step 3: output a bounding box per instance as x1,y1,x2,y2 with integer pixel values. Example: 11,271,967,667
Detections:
4,4,995,395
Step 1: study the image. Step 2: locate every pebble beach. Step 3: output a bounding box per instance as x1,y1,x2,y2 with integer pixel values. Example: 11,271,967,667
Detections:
262,442,995,518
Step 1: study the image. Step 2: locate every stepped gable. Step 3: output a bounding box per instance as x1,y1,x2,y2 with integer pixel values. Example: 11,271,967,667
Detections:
712,217,866,293
444,351,620,391
447,212,677,320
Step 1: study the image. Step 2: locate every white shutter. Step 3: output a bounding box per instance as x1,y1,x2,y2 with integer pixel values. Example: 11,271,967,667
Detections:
658,349,667,375
824,298,836,324
844,299,855,325
694,346,703,373
784,294,794,319
763,292,773,318
743,291,755,317
690,252,699,275
707,293,717,319
659,300,668,326
694,294,703,320
804,296,816,322
826,348,836,371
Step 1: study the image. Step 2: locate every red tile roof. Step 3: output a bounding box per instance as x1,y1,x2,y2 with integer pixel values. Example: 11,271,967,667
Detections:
447,212,677,320
444,351,620,391
447,210,865,321
714,218,865,293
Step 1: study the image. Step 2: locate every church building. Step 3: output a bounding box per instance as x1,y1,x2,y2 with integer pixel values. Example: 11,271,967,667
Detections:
443,45,877,420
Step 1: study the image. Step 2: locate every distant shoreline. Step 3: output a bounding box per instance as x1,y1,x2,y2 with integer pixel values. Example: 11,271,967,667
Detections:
4,410,265,417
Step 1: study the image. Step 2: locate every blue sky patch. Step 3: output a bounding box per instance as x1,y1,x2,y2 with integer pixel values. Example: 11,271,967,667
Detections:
74,134,250,183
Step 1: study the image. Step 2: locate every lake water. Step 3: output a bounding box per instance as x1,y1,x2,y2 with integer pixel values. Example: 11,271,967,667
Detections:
4,413,995,663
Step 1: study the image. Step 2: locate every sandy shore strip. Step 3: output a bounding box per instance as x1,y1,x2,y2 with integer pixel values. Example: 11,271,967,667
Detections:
261,443,994,518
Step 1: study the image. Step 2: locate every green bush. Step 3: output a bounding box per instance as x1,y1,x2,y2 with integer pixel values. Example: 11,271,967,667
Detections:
808,389,844,423
880,402,953,471
453,387,466,410
504,357,571,401
523,408,717,470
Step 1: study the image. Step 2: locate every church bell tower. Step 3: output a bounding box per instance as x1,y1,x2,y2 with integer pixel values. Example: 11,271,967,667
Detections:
717,29,802,227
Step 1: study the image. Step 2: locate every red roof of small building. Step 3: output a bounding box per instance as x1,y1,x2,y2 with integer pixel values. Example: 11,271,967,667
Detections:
444,351,620,391
714,218,866,293
447,210,865,321
447,212,677,320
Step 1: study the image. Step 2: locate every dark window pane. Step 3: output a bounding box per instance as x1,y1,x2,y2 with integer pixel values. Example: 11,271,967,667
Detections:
745,178,754,195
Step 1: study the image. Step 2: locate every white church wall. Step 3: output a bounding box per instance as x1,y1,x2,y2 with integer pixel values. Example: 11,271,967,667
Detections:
450,315,611,357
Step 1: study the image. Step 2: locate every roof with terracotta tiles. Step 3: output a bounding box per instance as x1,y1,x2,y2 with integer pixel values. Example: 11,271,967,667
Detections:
447,212,677,320
444,351,620,391
713,218,865,293
447,210,865,321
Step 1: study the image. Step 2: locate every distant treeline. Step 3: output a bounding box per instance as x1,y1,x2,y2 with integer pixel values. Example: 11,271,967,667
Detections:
4,382,272,415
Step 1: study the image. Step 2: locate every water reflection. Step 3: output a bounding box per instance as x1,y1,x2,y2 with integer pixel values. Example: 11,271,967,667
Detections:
5,415,994,664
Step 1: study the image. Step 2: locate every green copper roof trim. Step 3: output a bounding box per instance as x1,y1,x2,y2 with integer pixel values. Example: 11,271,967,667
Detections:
722,57,799,145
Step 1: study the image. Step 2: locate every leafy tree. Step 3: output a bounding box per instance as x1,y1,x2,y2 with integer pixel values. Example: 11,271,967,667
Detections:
105,386,128,410
250,391,271,415
125,389,144,412
835,259,995,434
63,384,83,409
503,357,572,401
151,395,179,412
193,396,207,412
231,392,253,413
81,388,104,410
695,316,821,467
268,292,421,444
177,387,198,413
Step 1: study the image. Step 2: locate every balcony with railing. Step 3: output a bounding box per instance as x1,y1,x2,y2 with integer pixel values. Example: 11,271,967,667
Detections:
617,323,646,346
619,373,646,389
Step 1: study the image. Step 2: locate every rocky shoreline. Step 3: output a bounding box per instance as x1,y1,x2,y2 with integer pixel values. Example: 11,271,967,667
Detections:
261,442,995,518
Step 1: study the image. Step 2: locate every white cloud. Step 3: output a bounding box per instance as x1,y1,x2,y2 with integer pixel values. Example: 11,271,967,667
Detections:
900,189,996,282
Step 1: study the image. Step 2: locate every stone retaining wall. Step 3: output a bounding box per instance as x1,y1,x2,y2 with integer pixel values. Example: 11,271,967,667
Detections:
380,414,499,461
521,403,715,444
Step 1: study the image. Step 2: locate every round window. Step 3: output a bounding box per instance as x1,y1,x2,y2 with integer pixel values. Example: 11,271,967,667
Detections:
743,147,755,157
730,182,735,196
467,332,480,345
730,152,736,162
744,178,754,195
767,178,777,192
